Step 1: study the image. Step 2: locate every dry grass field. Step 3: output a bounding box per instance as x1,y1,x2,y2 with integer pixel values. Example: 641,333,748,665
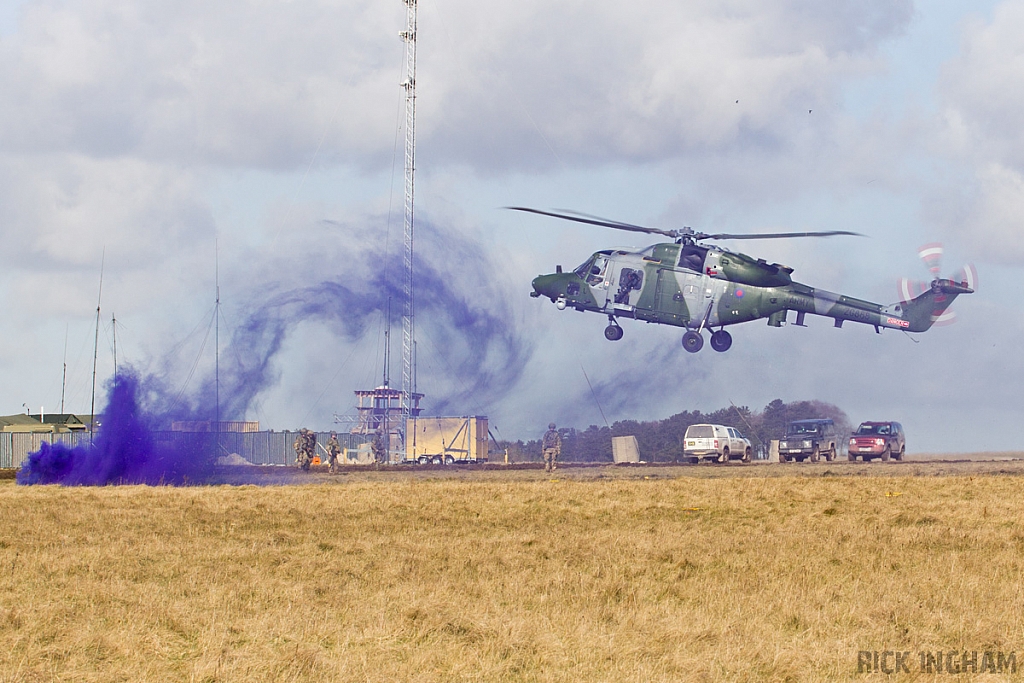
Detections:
2,463,1024,681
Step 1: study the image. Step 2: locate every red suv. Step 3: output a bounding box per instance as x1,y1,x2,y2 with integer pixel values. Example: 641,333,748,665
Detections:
848,422,905,461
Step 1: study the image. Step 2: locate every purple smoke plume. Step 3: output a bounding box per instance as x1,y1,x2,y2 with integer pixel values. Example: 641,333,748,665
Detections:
18,218,529,486
17,370,213,486
184,219,530,421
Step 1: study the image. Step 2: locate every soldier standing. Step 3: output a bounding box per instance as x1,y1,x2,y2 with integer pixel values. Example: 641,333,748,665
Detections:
326,432,341,473
371,428,386,465
542,422,561,472
292,432,303,471
304,429,317,468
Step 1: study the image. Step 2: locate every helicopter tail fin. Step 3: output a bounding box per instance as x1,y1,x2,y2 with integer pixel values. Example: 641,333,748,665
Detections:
896,279,973,332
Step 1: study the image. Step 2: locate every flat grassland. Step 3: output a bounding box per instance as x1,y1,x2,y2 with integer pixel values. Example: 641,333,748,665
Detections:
1,463,1024,682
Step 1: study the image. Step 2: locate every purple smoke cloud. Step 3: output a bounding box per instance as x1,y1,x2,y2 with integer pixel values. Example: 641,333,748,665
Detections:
18,219,529,486
17,370,213,485
184,219,530,422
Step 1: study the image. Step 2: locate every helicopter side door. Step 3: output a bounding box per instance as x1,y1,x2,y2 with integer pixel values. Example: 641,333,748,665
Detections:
691,250,733,328
653,270,687,324
676,245,716,328
640,269,696,326
610,263,645,312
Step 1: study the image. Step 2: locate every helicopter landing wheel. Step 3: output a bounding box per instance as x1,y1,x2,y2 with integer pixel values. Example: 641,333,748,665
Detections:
682,330,703,353
710,329,732,352
604,323,624,341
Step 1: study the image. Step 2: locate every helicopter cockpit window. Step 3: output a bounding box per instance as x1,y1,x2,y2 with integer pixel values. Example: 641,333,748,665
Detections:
678,245,708,272
579,256,609,286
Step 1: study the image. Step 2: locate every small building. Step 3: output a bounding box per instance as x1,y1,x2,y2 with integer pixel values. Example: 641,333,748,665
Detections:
0,413,89,433
612,435,641,463
406,416,489,463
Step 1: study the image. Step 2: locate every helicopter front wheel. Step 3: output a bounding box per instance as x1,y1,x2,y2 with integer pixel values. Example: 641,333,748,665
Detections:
682,330,703,353
604,323,624,341
710,329,732,352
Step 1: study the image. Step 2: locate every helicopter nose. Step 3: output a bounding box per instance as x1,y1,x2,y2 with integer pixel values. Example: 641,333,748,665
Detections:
531,273,560,300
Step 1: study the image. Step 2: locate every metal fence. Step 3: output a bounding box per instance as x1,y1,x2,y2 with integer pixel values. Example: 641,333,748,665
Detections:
0,431,371,469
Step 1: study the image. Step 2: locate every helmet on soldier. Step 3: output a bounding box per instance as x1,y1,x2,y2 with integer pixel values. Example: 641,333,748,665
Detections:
548,422,556,429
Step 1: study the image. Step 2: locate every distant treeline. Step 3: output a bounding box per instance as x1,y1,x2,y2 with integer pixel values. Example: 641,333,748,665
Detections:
498,399,851,463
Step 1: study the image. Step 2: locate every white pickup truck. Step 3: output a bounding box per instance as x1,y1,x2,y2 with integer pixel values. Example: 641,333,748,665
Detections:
683,424,752,463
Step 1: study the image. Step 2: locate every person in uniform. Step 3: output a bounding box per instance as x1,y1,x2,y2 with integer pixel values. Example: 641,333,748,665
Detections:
326,432,341,473
371,428,386,465
293,430,306,469
542,422,561,472
304,429,317,468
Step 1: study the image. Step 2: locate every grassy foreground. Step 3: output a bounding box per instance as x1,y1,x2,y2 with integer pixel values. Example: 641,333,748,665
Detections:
1,472,1023,681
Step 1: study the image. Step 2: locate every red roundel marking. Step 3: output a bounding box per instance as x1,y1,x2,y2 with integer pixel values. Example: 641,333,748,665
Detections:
735,289,744,298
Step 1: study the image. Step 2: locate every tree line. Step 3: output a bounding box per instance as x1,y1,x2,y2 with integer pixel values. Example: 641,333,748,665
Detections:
498,399,851,463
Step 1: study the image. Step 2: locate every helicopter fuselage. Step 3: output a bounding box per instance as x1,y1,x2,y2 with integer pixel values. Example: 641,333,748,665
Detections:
531,241,971,351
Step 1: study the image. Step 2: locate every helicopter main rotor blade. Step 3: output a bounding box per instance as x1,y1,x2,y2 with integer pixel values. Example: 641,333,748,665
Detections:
508,206,863,242
506,207,680,239
703,230,864,240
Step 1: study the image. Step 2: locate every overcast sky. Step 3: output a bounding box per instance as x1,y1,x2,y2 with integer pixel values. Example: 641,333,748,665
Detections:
1,0,1021,451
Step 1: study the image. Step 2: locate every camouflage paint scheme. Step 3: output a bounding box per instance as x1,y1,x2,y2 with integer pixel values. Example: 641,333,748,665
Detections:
531,241,973,350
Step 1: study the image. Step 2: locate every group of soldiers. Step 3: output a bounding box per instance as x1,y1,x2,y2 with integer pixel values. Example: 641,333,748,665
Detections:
293,428,342,472
290,423,562,472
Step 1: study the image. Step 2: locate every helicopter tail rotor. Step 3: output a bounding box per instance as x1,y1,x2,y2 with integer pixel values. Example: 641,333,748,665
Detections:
897,243,976,328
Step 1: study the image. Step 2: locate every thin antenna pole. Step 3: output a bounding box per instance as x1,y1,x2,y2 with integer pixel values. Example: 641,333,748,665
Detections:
215,238,220,436
412,339,417,454
90,250,105,444
383,297,391,463
383,297,391,388
60,324,68,415
111,313,117,377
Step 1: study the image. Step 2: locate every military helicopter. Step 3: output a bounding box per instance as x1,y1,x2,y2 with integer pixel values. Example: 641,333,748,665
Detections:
513,207,975,353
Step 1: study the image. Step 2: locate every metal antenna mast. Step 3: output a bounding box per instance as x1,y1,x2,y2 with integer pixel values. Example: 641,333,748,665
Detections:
90,249,105,445
399,0,417,460
215,239,220,435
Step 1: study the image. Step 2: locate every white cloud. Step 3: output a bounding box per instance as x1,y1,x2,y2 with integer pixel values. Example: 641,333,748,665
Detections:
0,155,213,271
419,0,912,168
952,163,1024,264
0,0,912,172
938,2,1024,167
0,0,405,168
932,1,1024,261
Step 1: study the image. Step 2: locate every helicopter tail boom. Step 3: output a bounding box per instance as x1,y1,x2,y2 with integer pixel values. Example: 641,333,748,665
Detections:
893,279,973,332
768,277,972,333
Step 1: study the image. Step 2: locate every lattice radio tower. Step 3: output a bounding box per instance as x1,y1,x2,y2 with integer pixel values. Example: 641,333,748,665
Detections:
399,0,417,457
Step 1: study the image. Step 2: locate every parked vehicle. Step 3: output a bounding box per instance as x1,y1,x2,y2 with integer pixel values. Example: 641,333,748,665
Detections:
683,424,752,463
848,421,905,461
778,419,839,463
